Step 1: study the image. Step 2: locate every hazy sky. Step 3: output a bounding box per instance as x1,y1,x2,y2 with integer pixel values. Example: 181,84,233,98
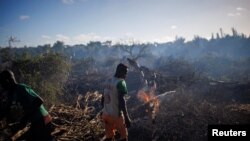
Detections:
0,0,250,47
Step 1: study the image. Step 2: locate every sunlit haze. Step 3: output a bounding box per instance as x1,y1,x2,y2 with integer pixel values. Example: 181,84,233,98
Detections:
0,0,250,47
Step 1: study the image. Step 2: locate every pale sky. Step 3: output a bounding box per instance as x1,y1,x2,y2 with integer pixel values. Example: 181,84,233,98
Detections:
0,0,250,47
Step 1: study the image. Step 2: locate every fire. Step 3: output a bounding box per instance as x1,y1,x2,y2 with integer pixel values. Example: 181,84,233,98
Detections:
137,87,160,123
137,81,157,103
137,90,151,103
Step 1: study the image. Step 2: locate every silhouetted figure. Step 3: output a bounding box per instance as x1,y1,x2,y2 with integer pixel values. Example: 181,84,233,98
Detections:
0,70,53,141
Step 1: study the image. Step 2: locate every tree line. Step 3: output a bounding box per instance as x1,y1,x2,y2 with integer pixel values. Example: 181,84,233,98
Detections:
0,28,249,106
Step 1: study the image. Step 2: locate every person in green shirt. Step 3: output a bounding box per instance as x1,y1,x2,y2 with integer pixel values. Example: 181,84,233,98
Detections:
0,69,53,141
101,63,131,141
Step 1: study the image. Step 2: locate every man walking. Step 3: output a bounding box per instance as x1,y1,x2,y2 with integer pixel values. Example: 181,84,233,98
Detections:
101,63,131,141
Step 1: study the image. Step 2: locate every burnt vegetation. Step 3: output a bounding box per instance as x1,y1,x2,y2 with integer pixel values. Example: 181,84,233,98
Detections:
0,29,250,141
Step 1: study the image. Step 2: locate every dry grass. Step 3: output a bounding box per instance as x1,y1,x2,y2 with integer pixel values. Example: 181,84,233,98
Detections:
1,83,249,141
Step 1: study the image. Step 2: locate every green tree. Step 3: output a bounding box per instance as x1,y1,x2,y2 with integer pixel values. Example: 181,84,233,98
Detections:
52,41,65,53
11,53,71,107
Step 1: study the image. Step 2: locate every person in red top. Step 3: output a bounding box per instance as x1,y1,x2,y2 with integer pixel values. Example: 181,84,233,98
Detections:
101,63,131,141
0,69,53,141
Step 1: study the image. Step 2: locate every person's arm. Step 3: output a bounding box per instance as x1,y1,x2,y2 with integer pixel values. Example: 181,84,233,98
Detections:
117,80,131,128
18,85,43,122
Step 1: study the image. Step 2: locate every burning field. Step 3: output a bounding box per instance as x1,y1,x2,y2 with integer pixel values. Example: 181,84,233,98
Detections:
59,75,249,141
49,84,249,141
0,59,249,141
0,82,249,141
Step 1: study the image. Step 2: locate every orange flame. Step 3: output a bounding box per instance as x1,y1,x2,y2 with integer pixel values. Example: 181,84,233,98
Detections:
137,90,151,103
137,87,160,122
